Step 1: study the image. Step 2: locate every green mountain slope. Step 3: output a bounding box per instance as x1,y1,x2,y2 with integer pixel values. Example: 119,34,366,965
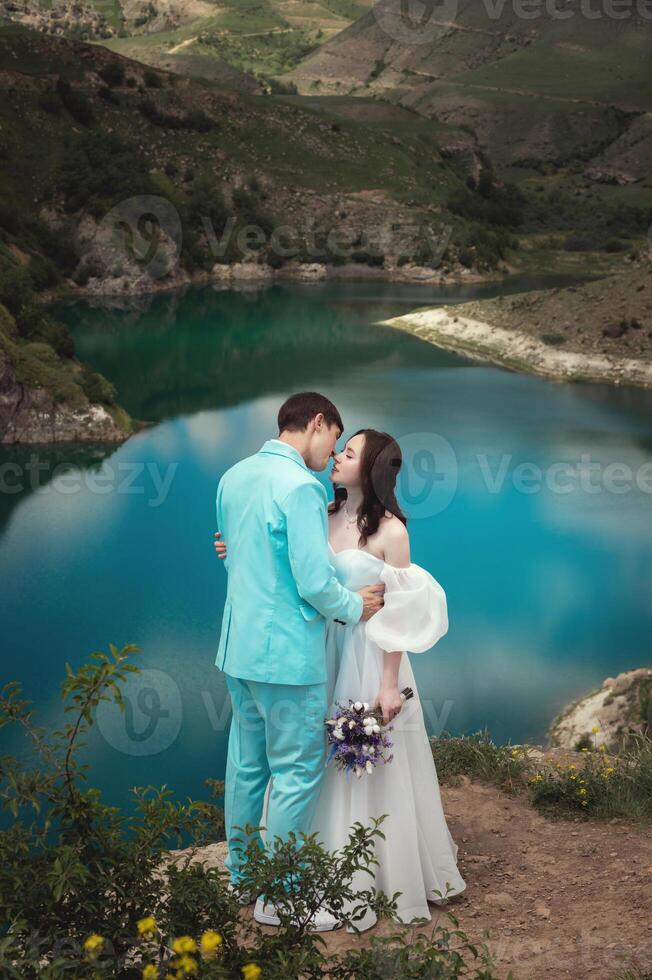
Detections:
0,0,374,86
287,0,652,179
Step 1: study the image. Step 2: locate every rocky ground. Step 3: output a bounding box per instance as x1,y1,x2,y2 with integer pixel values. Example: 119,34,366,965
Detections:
381,257,652,389
443,259,652,363
162,748,652,980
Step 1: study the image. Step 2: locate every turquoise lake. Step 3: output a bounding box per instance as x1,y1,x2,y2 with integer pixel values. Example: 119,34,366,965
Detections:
1,276,651,816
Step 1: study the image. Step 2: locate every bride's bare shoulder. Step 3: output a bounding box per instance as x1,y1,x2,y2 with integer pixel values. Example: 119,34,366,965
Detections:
378,512,410,565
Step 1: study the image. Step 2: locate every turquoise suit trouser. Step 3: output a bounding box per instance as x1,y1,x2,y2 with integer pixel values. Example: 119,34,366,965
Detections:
223,672,328,885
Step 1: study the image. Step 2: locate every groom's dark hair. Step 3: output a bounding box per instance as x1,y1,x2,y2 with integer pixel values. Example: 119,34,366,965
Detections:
278,391,343,435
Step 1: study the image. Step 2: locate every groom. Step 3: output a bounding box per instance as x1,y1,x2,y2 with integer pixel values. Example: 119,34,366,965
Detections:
215,391,385,930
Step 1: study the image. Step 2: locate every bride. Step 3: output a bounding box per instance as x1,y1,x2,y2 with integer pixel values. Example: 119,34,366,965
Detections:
215,427,466,930
309,427,466,930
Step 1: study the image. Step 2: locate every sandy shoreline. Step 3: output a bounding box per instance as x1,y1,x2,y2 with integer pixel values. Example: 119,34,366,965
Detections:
378,306,652,390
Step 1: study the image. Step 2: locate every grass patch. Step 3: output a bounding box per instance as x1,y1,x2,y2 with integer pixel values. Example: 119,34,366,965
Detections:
431,728,652,825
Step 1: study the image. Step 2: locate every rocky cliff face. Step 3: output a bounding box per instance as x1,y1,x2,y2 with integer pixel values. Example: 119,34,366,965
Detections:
549,667,652,752
0,346,132,444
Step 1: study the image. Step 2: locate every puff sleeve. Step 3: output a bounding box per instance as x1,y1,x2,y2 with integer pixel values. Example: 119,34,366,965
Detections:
364,563,449,653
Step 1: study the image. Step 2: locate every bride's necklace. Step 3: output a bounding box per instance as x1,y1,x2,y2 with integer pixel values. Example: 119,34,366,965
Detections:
343,500,358,525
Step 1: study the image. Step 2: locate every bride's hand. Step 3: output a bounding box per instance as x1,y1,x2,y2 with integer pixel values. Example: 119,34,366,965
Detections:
214,530,227,559
375,686,403,725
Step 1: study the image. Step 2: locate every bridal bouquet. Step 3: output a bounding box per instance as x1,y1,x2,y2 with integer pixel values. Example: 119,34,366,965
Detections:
324,687,414,779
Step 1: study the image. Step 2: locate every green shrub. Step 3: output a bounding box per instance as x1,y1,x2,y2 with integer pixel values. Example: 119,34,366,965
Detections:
0,646,498,979
80,364,117,405
232,187,274,239
28,253,61,290
0,256,33,314
143,68,162,88
0,202,20,235
98,61,126,87
55,76,95,126
57,131,156,215
38,89,62,116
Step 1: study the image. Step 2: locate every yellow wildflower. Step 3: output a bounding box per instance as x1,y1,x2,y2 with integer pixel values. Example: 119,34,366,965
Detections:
174,953,198,975
581,747,589,752
142,966,158,980
84,934,104,956
578,788,587,795
605,767,615,775
242,964,262,980
200,930,223,957
569,774,577,781
172,937,197,955
598,745,606,753
580,799,588,806
591,725,600,733
137,917,158,938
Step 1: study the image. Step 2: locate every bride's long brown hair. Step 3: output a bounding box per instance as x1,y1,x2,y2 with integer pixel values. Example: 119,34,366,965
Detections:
330,428,407,547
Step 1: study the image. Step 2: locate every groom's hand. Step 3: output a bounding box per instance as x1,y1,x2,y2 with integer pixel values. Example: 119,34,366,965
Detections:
358,583,385,621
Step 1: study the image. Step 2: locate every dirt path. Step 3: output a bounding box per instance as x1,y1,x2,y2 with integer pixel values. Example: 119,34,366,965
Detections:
317,777,652,978
169,771,651,979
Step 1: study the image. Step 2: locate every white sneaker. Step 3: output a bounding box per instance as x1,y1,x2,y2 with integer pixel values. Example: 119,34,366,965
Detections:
226,881,254,904
254,897,342,932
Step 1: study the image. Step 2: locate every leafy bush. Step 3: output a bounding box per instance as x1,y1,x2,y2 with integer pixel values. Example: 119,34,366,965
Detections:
143,69,162,88
0,203,20,235
232,187,275,239
265,77,298,95
80,364,117,405
38,89,62,116
98,61,126,88
28,253,61,291
21,215,79,277
57,131,156,216
138,100,214,132
55,76,95,127
0,256,33,314
447,177,525,229
0,646,498,979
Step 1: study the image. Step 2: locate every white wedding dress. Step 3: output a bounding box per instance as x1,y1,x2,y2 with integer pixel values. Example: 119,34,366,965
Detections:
307,544,467,930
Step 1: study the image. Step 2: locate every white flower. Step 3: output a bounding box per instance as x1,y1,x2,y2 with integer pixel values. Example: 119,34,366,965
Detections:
362,702,370,711
368,746,375,755
348,720,356,729
336,717,345,727
334,730,345,740
364,725,374,736
365,761,374,774
353,701,363,711
373,724,380,734
363,716,375,726
354,766,363,778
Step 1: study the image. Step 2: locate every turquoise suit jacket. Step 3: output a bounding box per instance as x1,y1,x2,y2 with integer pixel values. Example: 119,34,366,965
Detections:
215,438,364,685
